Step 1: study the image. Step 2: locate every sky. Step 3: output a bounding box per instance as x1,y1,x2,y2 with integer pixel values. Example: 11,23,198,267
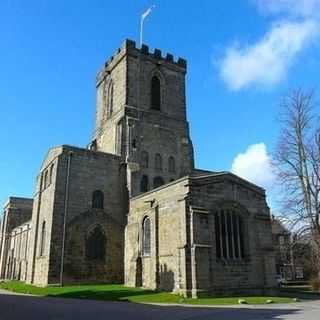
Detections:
1,0,320,211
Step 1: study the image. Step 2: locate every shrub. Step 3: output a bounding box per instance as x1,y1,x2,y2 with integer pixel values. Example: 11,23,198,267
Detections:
310,277,320,291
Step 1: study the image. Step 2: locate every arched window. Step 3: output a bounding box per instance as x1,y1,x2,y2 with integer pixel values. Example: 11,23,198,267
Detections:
151,76,161,110
168,156,175,173
140,175,149,193
141,151,149,168
86,225,106,261
92,190,104,209
153,176,165,189
39,221,46,256
215,209,245,260
155,153,162,170
142,217,151,256
107,81,114,116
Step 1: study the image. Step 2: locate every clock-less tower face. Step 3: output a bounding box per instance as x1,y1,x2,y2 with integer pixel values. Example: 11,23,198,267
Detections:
94,40,194,197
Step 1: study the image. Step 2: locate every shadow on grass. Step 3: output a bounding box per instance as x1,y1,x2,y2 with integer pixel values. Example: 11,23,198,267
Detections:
48,288,157,302
280,286,320,301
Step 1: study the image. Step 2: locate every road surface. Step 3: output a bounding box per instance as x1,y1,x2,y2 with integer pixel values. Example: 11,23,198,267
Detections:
0,289,319,320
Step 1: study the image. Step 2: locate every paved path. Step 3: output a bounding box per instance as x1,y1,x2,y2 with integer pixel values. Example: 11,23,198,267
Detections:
1,289,320,320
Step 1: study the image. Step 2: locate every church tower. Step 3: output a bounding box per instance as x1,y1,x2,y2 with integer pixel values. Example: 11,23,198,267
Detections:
93,39,194,197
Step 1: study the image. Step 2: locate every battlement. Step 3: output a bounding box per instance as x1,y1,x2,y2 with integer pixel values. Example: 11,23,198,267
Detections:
97,39,187,85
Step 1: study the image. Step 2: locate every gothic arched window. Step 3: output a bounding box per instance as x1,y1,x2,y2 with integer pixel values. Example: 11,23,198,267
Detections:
39,221,46,256
142,217,151,256
168,156,175,173
153,176,165,189
92,190,104,209
140,175,149,193
215,209,246,260
86,225,106,261
155,153,162,170
151,76,161,110
141,151,149,168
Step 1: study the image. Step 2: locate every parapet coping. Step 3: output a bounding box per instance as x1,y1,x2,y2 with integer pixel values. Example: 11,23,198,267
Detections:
131,170,265,202
3,197,34,209
107,38,186,68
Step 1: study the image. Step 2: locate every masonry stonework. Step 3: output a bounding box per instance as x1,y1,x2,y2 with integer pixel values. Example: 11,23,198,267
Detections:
0,39,276,295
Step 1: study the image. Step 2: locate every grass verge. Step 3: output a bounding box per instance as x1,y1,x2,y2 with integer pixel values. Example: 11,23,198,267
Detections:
0,281,311,305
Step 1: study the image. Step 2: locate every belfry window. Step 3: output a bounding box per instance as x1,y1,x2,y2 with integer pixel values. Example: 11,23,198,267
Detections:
155,153,162,170
86,225,106,261
140,175,149,193
215,210,245,260
142,217,151,256
153,176,165,189
141,151,149,168
92,190,104,209
168,156,175,173
151,76,161,110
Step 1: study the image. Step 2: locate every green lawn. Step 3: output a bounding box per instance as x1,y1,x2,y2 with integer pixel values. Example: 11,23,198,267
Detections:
0,281,310,305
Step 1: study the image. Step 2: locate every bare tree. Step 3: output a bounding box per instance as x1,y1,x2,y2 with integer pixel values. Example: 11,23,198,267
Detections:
274,88,320,280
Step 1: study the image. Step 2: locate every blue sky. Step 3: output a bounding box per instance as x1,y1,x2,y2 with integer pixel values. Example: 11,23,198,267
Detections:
1,0,320,210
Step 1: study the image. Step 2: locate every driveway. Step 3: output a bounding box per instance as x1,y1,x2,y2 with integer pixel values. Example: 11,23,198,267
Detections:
0,289,320,320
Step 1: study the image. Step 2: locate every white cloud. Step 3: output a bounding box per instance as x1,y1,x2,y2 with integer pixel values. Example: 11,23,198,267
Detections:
220,19,319,90
255,0,320,18
231,143,274,188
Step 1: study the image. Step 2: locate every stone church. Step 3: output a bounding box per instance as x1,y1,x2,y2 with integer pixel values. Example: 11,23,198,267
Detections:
0,39,276,297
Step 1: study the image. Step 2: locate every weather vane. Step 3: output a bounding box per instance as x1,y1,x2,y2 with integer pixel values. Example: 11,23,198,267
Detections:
140,5,155,47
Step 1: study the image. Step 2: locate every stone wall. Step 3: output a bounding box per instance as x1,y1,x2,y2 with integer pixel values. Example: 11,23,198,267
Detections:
26,145,127,286
126,173,277,297
6,221,32,281
125,178,189,292
0,197,33,280
94,40,194,198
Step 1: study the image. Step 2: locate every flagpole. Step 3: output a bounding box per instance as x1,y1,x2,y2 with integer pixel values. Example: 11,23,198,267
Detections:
140,16,143,47
139,5,155,47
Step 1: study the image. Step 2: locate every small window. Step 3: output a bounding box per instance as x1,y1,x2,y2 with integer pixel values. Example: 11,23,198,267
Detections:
132,139,137,150
142,217,151,256
141,151,149,168
115,121,122,155
155,153,162,170
106,81,114,117
39,221,46,256
86,225,106,261
92,190,104,209
151,76,161,110
168,156,175,173
153,176,165,189
140,175,149,193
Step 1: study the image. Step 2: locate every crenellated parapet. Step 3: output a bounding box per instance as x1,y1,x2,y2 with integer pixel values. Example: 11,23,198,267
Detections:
96,39,187,86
